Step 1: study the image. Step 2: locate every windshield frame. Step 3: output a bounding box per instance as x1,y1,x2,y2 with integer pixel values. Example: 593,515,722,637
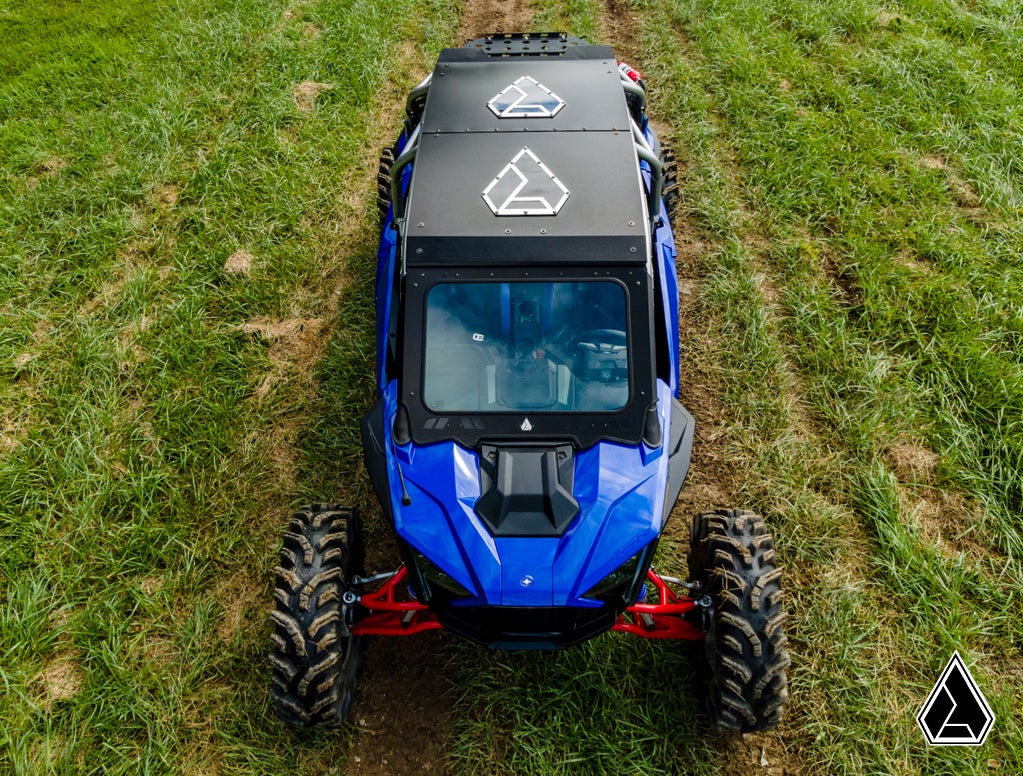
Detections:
399,265,656,449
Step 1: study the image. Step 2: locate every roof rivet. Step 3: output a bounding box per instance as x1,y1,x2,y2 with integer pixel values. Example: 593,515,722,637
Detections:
630,247,638,253
418,222,425,228
505,229,512,234
416,248,424,254
628,221,635,227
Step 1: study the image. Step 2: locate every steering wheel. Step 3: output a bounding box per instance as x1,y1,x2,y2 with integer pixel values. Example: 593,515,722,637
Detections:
571,329,628,353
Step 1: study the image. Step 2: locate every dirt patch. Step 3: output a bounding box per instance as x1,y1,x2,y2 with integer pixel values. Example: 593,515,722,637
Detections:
37,157,67,176
893,248,932,274
155,184,180,209
139,575,164,596
211,570,263,643
9,318,52,375
876,11,904,28
0,433,21,454
117,317,152,370
236,317,329,440
950,175,981,209
23,158,68,190
338,531,456,776
458,0,534,42
36,656,84,707
885,442,939,485
716,731,790,776
282,3,310,23
598,0,642,62
344,633,455,776
248,420,305,489
12,350,36,370
918,156,982,208
903,487,994,560
236,317,327,369
223,250,255,275
293,81,333,112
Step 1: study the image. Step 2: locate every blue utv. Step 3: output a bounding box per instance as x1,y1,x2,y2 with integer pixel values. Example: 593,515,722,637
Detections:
270,33,789,734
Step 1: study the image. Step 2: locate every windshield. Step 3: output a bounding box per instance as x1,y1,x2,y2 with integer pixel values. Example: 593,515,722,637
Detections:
423,281,629,413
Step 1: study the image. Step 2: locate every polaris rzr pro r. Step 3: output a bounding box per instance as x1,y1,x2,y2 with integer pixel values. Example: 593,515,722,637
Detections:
270,33,790,734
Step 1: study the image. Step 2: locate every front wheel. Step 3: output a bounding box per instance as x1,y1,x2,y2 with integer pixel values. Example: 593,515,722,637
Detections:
270,504,364,728
688,508,790,732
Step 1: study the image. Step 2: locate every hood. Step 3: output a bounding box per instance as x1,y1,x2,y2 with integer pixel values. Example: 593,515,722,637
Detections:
380,380,678,608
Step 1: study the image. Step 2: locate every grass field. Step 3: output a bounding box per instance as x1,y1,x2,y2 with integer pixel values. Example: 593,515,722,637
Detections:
2,0,1021,774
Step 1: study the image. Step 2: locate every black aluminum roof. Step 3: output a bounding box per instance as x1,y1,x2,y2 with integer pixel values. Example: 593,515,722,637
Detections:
403,46,649,267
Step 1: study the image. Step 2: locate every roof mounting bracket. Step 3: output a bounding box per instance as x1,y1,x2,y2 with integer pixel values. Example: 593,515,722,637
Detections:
405,73,432,127
631,119,662,232
390,123,422,238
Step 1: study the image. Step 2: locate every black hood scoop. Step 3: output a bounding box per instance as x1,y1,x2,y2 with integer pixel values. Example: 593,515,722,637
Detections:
475,444,579,537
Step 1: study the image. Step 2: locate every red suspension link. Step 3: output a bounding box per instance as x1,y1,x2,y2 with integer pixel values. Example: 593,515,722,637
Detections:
348,567,706,640
348,566,442,636
610,569,707,640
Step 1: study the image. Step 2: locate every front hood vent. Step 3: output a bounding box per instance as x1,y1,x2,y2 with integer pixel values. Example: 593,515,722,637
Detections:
474,444,579,536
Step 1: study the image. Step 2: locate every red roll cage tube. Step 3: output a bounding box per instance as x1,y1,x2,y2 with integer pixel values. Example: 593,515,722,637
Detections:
347,567,707,640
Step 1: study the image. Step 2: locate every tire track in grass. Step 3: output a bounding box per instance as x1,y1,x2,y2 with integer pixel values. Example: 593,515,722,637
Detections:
627,4,1023,773
458,0,534,41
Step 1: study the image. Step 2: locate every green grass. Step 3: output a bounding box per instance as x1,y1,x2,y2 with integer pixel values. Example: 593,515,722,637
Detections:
1,0,457,772
629,0,1023,772
3,0,1022,773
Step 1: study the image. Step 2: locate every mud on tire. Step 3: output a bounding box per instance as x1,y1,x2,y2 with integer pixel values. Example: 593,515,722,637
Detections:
270,504,363,728
688,508,790,732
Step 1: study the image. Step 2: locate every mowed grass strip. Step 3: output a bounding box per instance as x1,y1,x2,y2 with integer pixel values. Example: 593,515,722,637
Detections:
0,0,457,773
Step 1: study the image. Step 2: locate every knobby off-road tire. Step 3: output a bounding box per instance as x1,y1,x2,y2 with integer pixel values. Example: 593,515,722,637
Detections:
270,504,363,728
688,508,790,732
659,141,680,228
377,146,395,224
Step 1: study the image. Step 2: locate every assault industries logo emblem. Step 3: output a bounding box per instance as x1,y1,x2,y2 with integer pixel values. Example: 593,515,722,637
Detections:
487,76,565,118
917,652,994,746
482,148,570,217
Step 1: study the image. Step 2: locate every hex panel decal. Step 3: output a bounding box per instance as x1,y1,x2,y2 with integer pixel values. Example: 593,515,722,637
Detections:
482,148,570,216
487,76,566,118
